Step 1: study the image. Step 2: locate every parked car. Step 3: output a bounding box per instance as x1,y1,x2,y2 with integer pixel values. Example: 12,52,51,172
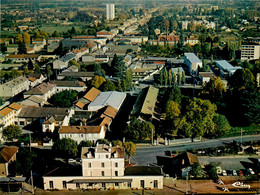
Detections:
247,168,255,175
216,166,222,174
222,170,227,176
238,170,243,176
68,158,76,163
232,170,237,176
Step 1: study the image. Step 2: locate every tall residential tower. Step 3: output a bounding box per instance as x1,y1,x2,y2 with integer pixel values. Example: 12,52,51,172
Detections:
106,4,115,20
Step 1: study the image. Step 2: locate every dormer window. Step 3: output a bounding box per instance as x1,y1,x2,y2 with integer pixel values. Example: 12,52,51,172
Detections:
87,153,92,158
114,152,118,158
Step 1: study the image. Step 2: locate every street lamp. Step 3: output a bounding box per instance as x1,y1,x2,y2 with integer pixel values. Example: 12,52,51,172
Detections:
240,129,244,144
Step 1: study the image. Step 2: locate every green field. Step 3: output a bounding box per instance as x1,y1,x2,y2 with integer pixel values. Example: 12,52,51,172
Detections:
39,24,83,34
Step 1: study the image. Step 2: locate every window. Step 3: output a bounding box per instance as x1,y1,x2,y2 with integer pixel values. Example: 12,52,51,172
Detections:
115,182,119,187
88,163,91,168
62,181,67,189
81,134,83,137
154,180,158,188
101,162,105,167
106,155,109,158
102,183,106,188
20,121,24,125
102,171,105,176
76,183,80,189
115,162,118,167
115,171,118,176
140,180,145,188
127,182,131,188
49,181,54,189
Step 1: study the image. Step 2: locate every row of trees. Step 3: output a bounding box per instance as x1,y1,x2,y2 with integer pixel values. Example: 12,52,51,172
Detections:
159,67,185,86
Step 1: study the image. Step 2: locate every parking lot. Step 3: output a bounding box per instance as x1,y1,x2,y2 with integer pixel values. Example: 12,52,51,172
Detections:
199,155,259,176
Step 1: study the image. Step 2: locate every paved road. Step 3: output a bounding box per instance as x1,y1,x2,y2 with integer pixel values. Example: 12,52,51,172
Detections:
132,134,260,166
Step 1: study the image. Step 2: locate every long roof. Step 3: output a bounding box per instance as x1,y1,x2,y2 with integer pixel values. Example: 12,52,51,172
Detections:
8,102,22,111
184,53,202,64
5,54,40,59
132,85,159,116
24,83,56,95
59,126,102,134
0,107,13,117
216,60,242,71
1,76,28,88
0,146,18,163
83,87,101,102
18,106,69,118
88,91,126,111
58,71,95,77
49,80,85,87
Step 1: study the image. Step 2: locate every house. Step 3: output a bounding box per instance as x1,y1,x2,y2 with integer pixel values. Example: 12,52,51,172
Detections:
61,39,86,50
184,53,203,75
97,30,113,40
184,35,200,46
17,106,74,130
53,53,77,70
158,35,180,43
131,85,159,121
0,76,30,97
106,44,141,56
0,146,18,176
20,95,45,107
62,65,79,73
43,144,163,190
124,55,132,66
49,81,87,93
27,73,46,87
216,60,242,78
95,55,109,63
113,36,148,44
59,126,106,144
83,87,101,102
87,41,98,53
88,91,126,111
57,72,95,82
47,42,60,53
5,54,40,63
72,47,89,61
157,152,199,177
24,82,56,102
199,72,216,83
241,44,260,61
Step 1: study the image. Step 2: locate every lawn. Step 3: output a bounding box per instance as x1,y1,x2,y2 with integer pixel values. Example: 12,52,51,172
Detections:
39,24,82,34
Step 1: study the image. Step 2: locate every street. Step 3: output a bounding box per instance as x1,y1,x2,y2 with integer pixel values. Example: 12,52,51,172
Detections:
132,134,260,166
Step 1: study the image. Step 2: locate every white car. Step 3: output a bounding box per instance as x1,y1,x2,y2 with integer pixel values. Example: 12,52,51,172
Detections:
232,170,237,176
68,159,76,163
216,166,222,174
247,168,255,175
222,170,227,176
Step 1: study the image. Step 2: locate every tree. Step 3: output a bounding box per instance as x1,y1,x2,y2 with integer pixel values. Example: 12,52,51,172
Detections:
212,114,231,137
202,42,211,57
53,138,78,159
168,69,173,86
117,78,123,92
180,98,217,140
69,59,80,70
160,70,163,86
165,101,180,120
205,162,219,180
91,75,106,89
46,65,53,81
78,140,93,153
49,90,78,107
124,142,136,163
16,34,23,44
100,80,116,91
22,32,30,44
124,118,154,140
112,140,123,147
201,76,226,103
181,71,186,84
168,85,182,105
177,68,181,85
18,43,26,54
190,162,203,178
194,43,201,55
3,125,22,140
228,68,255,91
8,148,37,176
125,69,133,90
54,42,65,56
163,68,168,85
28,59,34,70
34,64,41,74
96,139,109,145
